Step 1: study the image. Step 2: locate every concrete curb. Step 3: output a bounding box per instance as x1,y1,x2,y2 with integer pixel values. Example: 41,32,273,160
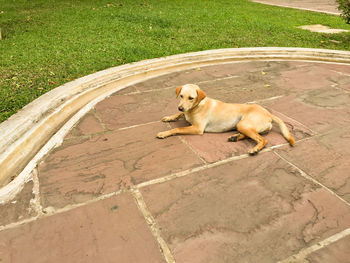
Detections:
1,47,350,203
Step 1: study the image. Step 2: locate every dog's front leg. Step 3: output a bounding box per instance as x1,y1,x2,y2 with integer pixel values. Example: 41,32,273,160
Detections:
161,112,184,122
157,125,203,139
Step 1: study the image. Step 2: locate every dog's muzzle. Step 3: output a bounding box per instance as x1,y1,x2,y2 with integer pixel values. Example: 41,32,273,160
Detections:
178,106,184,112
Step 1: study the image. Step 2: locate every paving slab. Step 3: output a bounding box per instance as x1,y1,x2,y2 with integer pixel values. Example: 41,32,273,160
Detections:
0,193,164,263
66,111,106,139
1,59,350,262
276,126,350,202
140,152,350,263
38,122,203,209
274,62,350,92
95,87,178,131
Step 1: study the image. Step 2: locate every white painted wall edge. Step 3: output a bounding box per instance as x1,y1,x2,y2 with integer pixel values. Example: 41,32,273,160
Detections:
0,47,349,203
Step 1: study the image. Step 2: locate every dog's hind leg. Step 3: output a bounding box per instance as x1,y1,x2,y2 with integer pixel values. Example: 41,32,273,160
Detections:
228,133,246,142
237,122,268,155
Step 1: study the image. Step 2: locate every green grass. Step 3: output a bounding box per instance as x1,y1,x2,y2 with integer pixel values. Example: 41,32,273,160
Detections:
1,0,349,123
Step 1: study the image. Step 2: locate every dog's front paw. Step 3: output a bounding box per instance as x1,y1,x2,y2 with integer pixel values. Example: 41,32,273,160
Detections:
157,131,170,139
161,116,173,122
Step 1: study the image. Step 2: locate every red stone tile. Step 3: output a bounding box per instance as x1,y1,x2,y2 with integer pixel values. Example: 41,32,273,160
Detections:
169,109,313,163
77,113,104,135
276,127,350,202
0,193,164,263
209,60,292,77
66,112,105,139
128,63,239,92
0,181,36,226
314,64,350,92
261,94,350,133
199,73,286,104
275,63,345,91
305,235,350,263
95,88,178,130
76,112,104,135
129,61,295,92
38,122,203,208
140,152,350,263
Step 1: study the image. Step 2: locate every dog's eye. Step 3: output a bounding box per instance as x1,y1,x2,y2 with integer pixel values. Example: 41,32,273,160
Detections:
188,96,194,100
180,95,183,98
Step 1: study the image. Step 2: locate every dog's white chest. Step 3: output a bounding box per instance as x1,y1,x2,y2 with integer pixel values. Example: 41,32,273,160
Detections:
184,113,193,124
204,117,241,133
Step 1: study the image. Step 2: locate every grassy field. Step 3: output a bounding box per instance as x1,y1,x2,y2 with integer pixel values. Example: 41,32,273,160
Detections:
1,0,349,123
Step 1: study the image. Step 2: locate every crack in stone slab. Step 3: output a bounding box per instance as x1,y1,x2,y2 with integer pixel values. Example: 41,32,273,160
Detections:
273,151,350,208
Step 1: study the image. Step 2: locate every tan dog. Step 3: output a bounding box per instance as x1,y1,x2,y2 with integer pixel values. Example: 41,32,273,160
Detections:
156,84,295,155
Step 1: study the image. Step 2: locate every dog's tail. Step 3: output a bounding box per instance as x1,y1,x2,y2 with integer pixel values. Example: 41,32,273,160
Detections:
271,114,295,146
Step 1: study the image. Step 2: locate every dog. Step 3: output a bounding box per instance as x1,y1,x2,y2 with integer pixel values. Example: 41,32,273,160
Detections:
156,84,295,155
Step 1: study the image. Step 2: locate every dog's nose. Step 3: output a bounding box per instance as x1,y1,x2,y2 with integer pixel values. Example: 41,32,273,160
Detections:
178,106,184,112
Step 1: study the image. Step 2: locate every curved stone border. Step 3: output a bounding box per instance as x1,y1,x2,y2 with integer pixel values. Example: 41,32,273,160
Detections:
0,47,350,203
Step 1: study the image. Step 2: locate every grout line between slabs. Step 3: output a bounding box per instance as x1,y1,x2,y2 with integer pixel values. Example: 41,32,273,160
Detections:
137,152,251,189
247,95,284,104
275,227,350,263
196,74,240,85
273,151,350,207
0,216,39,232
137,135,316,189
131,188,175,263
65,120,162,142
165,122,207,165
0,190,124,232
44,189,123,215
93,108,109,132
178,135,207,164
117,120,161,131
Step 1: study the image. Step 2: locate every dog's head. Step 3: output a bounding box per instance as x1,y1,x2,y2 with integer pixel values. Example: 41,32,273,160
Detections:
176,84,206,112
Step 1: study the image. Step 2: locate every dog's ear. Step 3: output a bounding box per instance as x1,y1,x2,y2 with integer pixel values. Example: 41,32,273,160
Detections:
176,86,182,98
196,89,206,103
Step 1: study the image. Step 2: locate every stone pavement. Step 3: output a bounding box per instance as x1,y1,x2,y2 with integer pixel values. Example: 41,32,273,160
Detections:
250,0,341,15
1,60,350,262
